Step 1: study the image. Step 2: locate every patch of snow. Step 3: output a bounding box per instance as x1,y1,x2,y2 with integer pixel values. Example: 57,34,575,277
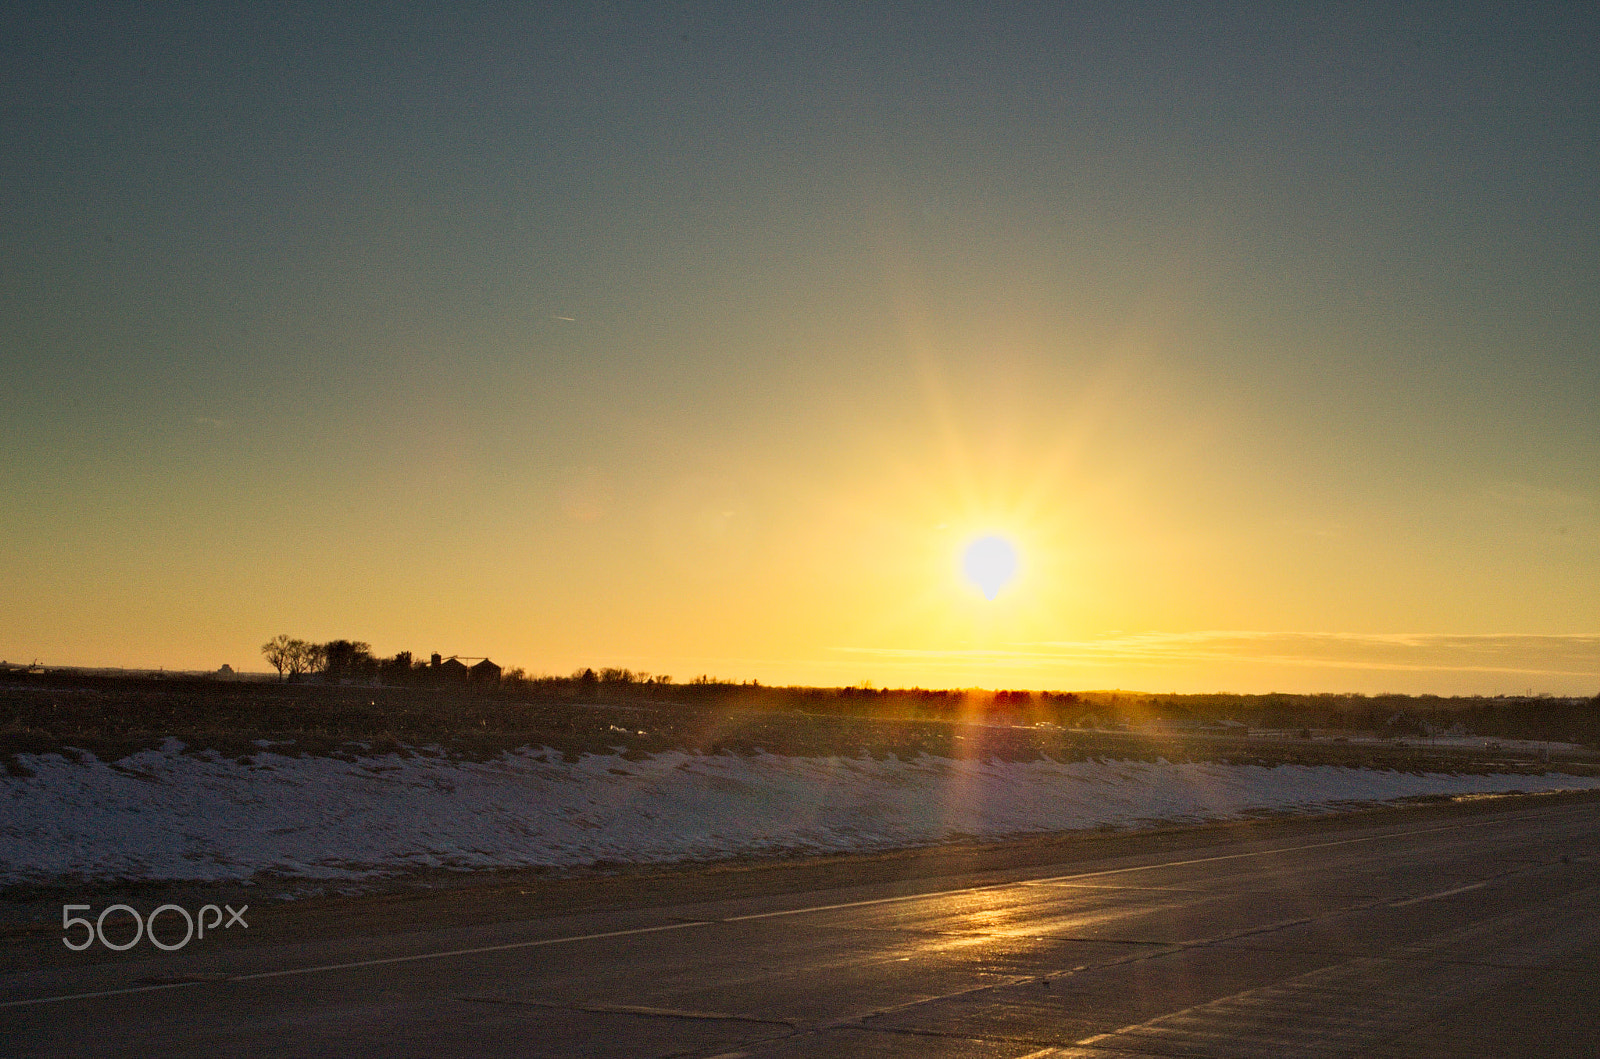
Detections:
2,746,1597,884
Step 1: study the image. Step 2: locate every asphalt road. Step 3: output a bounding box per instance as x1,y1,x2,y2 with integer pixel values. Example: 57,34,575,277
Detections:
5,794,1600,1057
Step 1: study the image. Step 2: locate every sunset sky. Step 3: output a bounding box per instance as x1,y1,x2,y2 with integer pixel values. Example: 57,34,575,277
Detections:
3,3,1597,694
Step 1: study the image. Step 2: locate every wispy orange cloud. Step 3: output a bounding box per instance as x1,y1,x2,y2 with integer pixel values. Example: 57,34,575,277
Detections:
833,632,1600,681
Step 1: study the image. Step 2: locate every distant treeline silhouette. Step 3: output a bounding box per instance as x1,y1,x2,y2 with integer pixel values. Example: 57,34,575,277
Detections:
260,636,506,686
259,635,689,690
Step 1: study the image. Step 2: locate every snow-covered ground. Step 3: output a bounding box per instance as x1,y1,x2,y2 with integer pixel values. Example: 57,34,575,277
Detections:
3,742,1597,885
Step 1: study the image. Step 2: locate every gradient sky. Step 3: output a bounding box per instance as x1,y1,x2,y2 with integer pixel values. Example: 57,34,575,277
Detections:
3,3,1597,694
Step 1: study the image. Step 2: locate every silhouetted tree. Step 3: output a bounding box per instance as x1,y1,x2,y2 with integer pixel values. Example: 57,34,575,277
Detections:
380,651,414,685
321,640,373,682
261,635,322,681
261,635,296,681
293,641,325,680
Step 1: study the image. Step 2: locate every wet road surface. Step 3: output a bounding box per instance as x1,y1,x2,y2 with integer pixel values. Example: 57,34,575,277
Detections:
5,795,1600,1057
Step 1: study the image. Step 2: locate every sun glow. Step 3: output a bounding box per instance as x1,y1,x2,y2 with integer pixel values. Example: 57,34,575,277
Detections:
962,535,1020,600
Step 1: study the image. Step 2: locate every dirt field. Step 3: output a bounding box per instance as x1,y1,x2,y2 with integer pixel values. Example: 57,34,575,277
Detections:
4,674,1594,775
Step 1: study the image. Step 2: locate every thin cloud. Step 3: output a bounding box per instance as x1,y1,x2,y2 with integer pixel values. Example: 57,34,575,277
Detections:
833,632,1600,679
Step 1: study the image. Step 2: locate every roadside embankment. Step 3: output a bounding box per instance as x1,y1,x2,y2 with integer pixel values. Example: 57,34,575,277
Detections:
5,740,1599,889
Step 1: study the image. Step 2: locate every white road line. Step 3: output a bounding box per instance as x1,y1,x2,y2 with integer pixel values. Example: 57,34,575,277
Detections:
726,822,1474,922
1389,881,1489,907
1024,823,1476,886
230,919,712,981
0,921,712,1009
0,818,1492,1010
0,980,198,1010
722,891,980,921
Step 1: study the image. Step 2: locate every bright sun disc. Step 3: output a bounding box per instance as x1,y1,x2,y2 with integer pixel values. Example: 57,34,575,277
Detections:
963,535,1018,600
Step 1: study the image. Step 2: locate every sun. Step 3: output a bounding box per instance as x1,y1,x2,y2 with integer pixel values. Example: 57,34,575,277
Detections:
962,535,1019,600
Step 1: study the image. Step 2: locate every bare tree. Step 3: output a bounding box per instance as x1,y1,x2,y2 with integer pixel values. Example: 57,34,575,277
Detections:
261,635,297,681
261,635,325,681
293,640,325,679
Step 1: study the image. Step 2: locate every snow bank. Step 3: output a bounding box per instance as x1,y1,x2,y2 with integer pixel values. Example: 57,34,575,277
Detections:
3,744,1596,884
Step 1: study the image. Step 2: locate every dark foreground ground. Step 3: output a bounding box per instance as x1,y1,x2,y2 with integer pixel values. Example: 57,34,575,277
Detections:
6,674,1591,773
6,790,1600,1057
4,673,1596,920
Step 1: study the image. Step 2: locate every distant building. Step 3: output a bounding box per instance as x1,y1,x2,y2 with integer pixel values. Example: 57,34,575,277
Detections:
430,654,470,683
424,653,500,685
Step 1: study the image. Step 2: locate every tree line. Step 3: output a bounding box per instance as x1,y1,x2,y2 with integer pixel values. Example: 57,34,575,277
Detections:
260,635,478,685
258,636,681,690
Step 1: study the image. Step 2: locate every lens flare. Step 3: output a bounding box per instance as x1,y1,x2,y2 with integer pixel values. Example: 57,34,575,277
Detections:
963,535,1018,600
